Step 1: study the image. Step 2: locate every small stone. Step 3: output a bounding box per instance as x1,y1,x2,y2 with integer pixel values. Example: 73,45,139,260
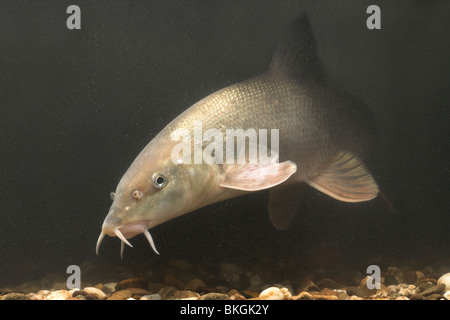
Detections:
83,287,107,300
107,290,132,300
319,288,338,296
228,290,246,300
311,294,338,300
184,279,207,291
103,282,117,295
157,286,179,300
409,294,424,300
140,294,161,300
385,267,403,285
199,293,229,300
417,281,434,292
424,293,443,300
1,293,30,300
259,287,291,300
444,291,450,300
46,290,72,300
416,271,425,280
346,286,369,298
420,283,446,297
116,278,148,291
94,283,104,290
398,284,418,297
127,287,151,297
347,295,364,300
437,273,450,291
174,290,200,299
370,289,389,299
294,291,313,300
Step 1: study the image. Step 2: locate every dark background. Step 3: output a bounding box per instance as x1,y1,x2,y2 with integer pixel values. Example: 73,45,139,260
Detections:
1,0,449,285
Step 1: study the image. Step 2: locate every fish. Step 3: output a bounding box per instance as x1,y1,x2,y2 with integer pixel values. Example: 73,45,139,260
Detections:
96,13,379,257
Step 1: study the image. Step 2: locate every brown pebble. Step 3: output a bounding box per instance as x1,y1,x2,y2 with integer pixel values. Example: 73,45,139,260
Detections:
294,291,313,300
83,287,107,300
311,294,338,300
1,293,30,300
415,277,437,286
409,294,424,300
346,286,369,298
317,278,343,289
107,290,132,300
94,283,104,290
115,277,148,291
199,293,229,300
319,288,337,296
174,290,200,299
127,287,151,297
424,293,444,300
420,283,446,296
229,293,247,300
157,286,179,300
184,278,207,291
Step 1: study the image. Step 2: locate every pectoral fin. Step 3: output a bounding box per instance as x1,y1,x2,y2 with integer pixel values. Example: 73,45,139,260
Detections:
219,160,297,191
269,183,308,230
305,151,379,202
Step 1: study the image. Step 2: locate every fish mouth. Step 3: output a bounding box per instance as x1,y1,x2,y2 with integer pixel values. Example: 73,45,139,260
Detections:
96,219,159,258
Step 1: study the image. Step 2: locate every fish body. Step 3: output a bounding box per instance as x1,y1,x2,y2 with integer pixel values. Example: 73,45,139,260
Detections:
97,13,379,256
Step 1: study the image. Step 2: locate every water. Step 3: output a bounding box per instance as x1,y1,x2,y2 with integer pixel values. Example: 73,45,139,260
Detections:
0,0,449,294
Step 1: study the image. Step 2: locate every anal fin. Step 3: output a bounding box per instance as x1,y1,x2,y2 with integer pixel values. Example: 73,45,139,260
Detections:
305,151,379,202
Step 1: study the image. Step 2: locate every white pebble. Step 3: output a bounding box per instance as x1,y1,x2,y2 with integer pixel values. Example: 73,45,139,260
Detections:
259,287,292,300
437,273,450,291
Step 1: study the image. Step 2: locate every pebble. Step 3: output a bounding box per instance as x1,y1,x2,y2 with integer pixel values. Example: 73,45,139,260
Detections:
116,278,148,291
140,294,161,300
157,286,179,300
437,273,450,291
259,287,292,300
174,290,200,299
397,284,418,297
0,293,30,300
294,291,313,300
103,282,117,295
420,283,446,297
107,290,132,300
444,291,450,300
199,293,229,300
184,278,207,291
83,287,107,300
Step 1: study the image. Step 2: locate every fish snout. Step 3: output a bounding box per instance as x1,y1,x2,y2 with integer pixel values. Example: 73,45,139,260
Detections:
96,208,159,257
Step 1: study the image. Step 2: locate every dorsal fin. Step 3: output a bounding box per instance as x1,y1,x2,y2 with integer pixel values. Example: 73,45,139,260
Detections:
268,13,324,83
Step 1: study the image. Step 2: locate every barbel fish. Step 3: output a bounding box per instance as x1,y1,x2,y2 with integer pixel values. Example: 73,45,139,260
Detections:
96,13,379,257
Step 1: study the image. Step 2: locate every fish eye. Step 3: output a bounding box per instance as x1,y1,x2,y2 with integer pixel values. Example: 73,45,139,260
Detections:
152,173,167,189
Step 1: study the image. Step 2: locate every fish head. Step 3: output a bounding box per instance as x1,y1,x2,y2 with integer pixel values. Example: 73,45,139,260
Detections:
96,137,218,256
